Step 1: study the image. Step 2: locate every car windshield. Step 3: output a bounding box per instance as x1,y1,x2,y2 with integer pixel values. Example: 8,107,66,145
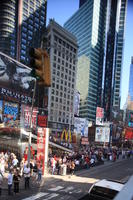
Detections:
90,185,118,199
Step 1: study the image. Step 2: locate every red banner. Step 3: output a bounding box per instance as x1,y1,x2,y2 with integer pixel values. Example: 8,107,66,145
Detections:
125,127,133,140
38,115,47,127
37,128,46,174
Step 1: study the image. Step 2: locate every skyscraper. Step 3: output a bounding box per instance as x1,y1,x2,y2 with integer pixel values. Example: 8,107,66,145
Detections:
0,0,47,65
46,19,78,136
102,0,127,120
128,57,133,101
64,0,107,122
64,0,127,122
126,57,133,111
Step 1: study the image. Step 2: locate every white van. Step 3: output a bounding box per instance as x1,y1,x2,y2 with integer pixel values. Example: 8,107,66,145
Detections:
88,179,124,200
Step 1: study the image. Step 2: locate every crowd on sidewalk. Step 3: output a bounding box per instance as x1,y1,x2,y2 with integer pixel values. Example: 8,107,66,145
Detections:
0,146,133,196
0,151,43,196
48,146,133,175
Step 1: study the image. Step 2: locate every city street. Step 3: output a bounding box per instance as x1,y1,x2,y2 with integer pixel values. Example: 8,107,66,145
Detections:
1,157,133,200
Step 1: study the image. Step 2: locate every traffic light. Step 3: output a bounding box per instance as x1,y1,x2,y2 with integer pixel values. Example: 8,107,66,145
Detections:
29,48,51,87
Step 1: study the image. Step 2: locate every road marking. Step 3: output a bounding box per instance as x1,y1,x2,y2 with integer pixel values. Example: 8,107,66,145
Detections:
42,193,59,199
60,186,74,192
48,186,64,191
22,192,49,200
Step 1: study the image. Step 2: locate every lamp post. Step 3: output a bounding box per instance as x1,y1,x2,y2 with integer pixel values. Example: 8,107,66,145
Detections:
28,78,36,165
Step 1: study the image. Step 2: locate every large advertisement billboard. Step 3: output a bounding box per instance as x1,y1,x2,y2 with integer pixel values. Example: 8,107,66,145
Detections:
95,127,110,143
20,104,38,131
74,117,88,137
127,111,133,127
0,52,34,104
96,107,104,125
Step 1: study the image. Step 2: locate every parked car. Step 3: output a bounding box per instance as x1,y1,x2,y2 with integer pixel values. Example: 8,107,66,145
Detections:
88,179,124,200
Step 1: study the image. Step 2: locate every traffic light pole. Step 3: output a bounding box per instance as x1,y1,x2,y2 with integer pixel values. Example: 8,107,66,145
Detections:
28,78,37,166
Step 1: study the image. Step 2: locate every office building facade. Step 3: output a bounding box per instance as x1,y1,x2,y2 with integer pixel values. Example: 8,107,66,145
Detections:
64,0,106,121
126,57,133,111
47,20,78,136
102,0,127,120
0,0,47,64
64,0,127,121
128,57,133,101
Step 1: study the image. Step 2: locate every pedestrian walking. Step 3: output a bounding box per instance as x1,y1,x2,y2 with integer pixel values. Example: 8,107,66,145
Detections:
56,157,62,175
70,161,75,175
23,164,30,189
37,164,43,183
8,169,13,195
51,157,56,175
13,169,21,194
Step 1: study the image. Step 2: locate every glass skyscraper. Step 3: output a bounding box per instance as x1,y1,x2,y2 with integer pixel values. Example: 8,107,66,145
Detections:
0,0,47,65
64,0,127,122
128,57,133,101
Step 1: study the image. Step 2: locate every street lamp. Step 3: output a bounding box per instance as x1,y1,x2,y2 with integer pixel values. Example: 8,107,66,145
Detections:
28,78,36,165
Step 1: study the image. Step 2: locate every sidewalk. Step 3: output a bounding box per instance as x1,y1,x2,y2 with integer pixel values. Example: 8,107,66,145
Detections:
1,156,129,191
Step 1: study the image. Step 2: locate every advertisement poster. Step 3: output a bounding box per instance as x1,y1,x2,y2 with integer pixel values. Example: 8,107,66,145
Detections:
20,105,38,130
37,128,49,175
125,127,133,140
95,127,110,143
128,111,133,127
74,90,80,117
0,52,34,104
74,117,88,137
3,101,19,128
96,107,104,125
37,115,48,127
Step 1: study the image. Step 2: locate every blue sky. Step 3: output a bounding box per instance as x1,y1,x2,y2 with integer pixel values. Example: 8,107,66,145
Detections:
47,0,133,109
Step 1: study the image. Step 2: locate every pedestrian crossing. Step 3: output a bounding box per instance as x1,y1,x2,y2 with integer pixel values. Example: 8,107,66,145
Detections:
22,185,82,200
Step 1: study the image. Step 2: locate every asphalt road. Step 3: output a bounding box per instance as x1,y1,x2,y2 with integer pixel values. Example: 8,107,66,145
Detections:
2,158,133,200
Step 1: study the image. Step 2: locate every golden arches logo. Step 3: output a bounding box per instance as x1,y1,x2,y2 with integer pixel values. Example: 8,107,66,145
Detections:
61,129,72,142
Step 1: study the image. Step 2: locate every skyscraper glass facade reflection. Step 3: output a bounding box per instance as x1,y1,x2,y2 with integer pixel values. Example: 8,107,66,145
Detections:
0,0,47,65
64,0,107,121
64,0,127,121
128,57,133,101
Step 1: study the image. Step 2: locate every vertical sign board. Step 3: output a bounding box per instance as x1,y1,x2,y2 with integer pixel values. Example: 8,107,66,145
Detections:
95,127,110,143
37,127,49,175
96,107,104,125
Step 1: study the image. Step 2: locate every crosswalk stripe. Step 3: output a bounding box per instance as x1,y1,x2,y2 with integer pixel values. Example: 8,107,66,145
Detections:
42,193,59,199
60,186,74,192
48,186,64,191
22,192,49,200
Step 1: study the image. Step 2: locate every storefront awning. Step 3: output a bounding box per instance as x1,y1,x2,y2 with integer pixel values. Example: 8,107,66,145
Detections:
49,141,73,153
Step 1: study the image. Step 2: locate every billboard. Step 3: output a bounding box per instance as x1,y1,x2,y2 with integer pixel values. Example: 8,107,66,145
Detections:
96,107,104,125
20,104,38,130
74,117,88,137
74,90,80,117
37,128,49,174
95,127,110,143
3,101,19,128
0,52,34,104
127,111,133,127
111,107,124,122
125,127,133,140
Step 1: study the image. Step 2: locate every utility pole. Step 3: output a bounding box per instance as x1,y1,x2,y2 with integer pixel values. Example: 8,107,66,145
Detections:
28,79,36,165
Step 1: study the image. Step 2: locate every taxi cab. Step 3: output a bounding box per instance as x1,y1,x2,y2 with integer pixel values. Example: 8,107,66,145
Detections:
88,179,124,200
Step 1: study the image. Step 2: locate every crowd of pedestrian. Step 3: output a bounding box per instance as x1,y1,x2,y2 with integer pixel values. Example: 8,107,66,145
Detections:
48,146,133,176
0,151,43,196
0,146,133,196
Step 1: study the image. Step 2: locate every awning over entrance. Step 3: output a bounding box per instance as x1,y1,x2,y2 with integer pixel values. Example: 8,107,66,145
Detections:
49,141,73,153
